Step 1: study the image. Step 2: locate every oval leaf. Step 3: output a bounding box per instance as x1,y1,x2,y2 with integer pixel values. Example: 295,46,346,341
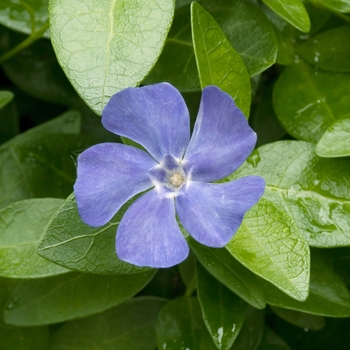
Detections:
309,0,350,13
297,26,350,72
0,198,69,278
156,297,216,350
191,2,251,116
197,262,247,350
49,0,174,115
4,270,155,326
49,297,166,350
189,238,266,310
226,198,310,302
229,140,350,248
261,255,350,317
262,0,310,32
273,61,350,142
37,193,150,275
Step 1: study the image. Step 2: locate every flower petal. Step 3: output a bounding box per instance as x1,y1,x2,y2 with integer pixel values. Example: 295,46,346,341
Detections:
102,83,190,162
184,86,257,182
116,189,189,268
74,143,156,227
176,177,265,247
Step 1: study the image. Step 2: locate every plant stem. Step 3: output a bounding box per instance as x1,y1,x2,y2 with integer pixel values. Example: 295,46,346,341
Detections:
0,20,49,65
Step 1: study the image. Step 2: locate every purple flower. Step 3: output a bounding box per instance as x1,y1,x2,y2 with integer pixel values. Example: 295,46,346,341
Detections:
74,83,265,268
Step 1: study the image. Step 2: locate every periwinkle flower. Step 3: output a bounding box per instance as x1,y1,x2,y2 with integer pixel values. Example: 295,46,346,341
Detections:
74,83,265,268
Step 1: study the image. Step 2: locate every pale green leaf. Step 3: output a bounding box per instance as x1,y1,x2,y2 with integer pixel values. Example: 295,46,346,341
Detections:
49,0,174,115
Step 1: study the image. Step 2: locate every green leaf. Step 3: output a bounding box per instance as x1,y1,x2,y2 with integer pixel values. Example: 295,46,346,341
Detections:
196,262,247,350
4,270,155,326
49,297,165,350
191,2,251,117
0,90,13,110
262,0,310,32
264,264,350,317
0,198,69,278
309,0,350,13
262,6,296,66
1,33,79,105
226,199,310,302
37,193,150,275
0,323,49,350
262,254,350,317
49,0,174,115
156,297,216,350
316,116,350,157
0,90,18,143
228,140,350,248
297,26,350,72
270,306,325,330
189,238,266,310
179,251,197,292
0,111,81,209
257,327,290,350
231,307,265,350
273,61,350,142
0,0,49,37
201,0,277,76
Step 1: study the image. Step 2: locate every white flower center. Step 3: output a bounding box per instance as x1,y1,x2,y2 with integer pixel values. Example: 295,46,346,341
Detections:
169,172,186,190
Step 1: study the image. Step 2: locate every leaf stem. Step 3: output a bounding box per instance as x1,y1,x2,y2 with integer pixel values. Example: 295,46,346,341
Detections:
0,20,49,65
184,276,197,297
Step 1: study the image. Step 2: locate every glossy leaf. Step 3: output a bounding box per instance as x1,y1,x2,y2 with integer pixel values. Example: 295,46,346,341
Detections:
37,193,150,275
4,270,155,326
156,297,216,350
270,306,325,330
297,26,350,72
189,238,266,310
0,323,49,350
273,61,350,142
308,0,350,13
201,0,277,76
0,0,49,37
262,255,350,317
191,2,251,116
229,141,350,248
231,307,265,350
49,297,165,350
227,199,310,301
197,262,247,350
262,0,310,32
0,198,69,278
49,0,174,115
0,111,81,209
316,117,350,157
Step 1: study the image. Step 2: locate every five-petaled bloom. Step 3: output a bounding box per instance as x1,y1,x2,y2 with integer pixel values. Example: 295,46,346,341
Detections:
74,83,265,268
